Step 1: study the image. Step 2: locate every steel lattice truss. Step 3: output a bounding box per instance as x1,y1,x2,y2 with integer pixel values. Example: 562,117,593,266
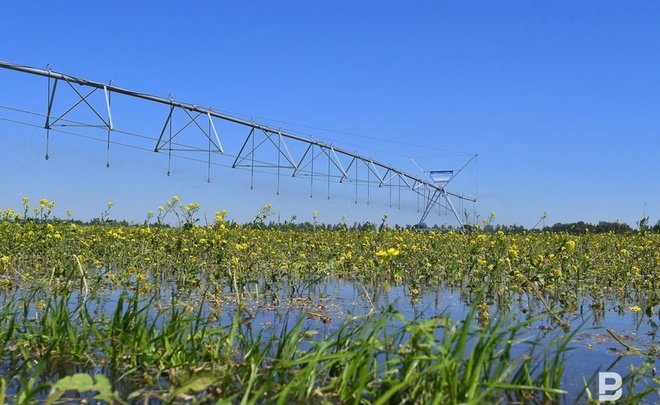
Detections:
0,61,475,226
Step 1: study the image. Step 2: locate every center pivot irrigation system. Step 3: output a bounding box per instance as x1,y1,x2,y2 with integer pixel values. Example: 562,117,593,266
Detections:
0,61,476,226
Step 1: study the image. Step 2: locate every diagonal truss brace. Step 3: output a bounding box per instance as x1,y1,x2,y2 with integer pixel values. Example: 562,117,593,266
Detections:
1,60,477,227
418,188,464,227
154,106,224,153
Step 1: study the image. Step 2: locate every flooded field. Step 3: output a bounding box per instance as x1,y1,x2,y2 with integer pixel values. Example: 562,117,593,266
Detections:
0,202,658,403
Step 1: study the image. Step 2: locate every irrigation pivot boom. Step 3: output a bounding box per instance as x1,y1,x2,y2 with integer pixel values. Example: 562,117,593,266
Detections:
0,61,476,226
410,156,477,227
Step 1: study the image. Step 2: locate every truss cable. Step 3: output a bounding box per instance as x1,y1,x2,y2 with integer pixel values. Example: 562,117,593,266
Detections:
0,105,181,147
0,60,479,226
398,175,401,210
210,107,472,156
277,133,281,195
445,153,478,188
354,161,358,204
0,116,310,178
207,117,211,183
310,144,314,198
2,114,472,219
106,81,114,168
167,111,173,176
250,130,255,190
0,117,160,155
327,152,330,200
475,155,478,223
0,61,477,205
106,127,111,168
389,176,393,208
2,110,435,191
45,71,51,160
367,164,370,205
105,85,111,168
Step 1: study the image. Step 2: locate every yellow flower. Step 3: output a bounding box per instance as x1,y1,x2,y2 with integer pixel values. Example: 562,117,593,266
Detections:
507,245,519,258
376,247,401,262
629,305,641,312
173,195,180,203
565,240,576,250
1,256,9,265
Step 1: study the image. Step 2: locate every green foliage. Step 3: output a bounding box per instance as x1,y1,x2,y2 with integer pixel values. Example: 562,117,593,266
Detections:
46,374,123,404
0,200,657,403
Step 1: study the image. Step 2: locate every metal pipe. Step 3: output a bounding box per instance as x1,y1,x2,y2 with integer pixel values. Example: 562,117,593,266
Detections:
0,60,476,200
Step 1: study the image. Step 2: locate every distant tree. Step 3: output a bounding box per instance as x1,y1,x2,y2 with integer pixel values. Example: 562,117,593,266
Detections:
652,219,660,233
594,221,632,234
543,221,633,234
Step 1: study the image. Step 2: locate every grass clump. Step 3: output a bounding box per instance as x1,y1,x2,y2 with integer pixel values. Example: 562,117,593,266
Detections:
1,286,592,403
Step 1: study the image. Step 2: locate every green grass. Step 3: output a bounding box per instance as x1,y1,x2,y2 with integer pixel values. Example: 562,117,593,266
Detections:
0,282,655,404
0,206,657,403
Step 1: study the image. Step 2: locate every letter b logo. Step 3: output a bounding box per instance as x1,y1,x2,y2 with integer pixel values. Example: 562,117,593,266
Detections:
599,372,622,401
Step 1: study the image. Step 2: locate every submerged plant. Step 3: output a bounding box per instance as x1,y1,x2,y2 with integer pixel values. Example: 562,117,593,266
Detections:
0,198,657,402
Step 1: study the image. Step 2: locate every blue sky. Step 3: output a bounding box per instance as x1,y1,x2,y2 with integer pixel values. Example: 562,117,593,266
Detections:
0,1,658,227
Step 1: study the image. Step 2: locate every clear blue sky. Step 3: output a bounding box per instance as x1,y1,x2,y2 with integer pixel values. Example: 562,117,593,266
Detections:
0,1,658,227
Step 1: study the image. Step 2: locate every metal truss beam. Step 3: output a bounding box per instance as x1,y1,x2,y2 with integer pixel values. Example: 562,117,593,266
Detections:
0,60,476,226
